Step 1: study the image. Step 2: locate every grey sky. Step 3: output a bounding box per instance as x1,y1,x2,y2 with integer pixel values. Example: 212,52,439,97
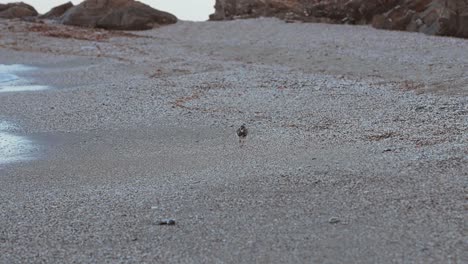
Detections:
0,0,215,21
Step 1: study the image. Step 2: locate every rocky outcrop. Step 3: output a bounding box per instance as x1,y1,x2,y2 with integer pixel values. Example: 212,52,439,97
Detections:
372,0,468,38
208,0,386,22
39,2,74,20
61,0,177,30
209,0,300,21
210,0,468,38
0,2,38,19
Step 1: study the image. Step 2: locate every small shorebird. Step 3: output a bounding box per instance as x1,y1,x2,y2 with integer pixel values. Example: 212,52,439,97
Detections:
237,124,248,147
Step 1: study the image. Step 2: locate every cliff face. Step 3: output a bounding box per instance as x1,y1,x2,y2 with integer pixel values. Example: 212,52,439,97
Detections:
209,0,468,38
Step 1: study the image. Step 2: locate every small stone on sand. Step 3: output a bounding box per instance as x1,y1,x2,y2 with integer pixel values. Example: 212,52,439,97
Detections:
158,219,176,225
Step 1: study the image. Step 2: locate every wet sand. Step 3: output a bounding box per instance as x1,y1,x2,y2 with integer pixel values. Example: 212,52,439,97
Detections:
0,65,50,166
0,64,50,93
0,19,467,263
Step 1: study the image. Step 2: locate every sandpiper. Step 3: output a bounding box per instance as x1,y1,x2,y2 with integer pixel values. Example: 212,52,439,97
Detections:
237,124,248,146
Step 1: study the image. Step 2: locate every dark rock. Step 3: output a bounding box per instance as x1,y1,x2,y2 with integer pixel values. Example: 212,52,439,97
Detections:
0,2,38,19
20,16,43,23
158,218,176,225
61,0,177,30
39,1,74,20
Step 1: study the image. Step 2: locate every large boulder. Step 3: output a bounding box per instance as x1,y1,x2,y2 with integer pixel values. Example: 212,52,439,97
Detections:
61,0,177,30
39,1,74,20
0,2,38,19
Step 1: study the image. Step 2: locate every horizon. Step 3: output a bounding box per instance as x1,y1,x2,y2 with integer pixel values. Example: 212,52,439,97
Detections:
0,0,215,21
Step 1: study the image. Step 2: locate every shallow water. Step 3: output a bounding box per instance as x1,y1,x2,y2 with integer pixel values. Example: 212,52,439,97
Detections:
0,64,51,93
0,64,36,73
0,121,36,165
0,85,50,93
0,65,51,165
0,73,18,83
0,131,35,165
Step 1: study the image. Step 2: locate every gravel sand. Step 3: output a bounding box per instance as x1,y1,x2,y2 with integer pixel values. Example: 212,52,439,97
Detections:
0,18,467,263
